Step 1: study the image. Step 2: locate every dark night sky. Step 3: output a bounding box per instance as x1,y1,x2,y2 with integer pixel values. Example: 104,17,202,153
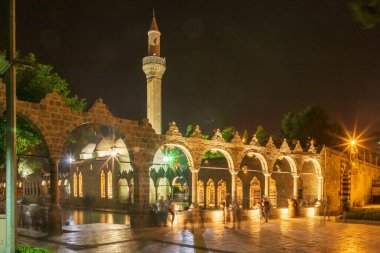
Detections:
1,0,380,136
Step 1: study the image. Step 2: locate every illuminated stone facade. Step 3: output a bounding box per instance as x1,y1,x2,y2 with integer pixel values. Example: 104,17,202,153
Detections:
1,14,380,228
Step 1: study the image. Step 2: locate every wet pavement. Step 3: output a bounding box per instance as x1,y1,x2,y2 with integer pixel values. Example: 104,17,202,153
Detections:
18,217,380,252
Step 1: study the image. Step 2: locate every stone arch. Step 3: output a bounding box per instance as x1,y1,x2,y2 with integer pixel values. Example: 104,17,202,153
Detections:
160,143,195,170
206,148,234,171
242,151,269,174
277,155,298,175
301,158,323,200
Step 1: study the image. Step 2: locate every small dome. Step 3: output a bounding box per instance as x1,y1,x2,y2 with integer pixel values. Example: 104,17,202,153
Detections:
95,137,113,151
81,143,96,154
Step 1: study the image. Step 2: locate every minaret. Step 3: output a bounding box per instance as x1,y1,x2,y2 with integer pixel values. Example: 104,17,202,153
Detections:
143,10,166,134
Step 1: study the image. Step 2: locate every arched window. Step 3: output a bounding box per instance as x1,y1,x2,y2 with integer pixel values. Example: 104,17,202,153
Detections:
236,177,243,208
217,180,227,208
107,171,112,199
250,177,261,208
73,173,78,197
206,179,215,208
79,172,83,198
118,179,129,203
269,178,277,208
197,180,204,207
100,170,106,199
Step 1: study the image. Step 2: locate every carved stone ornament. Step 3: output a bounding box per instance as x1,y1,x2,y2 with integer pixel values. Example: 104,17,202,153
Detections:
231,131,243,145
250,134,260,146
293,140,303,152
211,128,225,142
166,121,182,137
190,125,203,139
265,136,276,149
280,138,291,154
308,140,316,153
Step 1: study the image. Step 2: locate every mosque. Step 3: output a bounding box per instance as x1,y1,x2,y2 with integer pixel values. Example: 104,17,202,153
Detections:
12,13,380,228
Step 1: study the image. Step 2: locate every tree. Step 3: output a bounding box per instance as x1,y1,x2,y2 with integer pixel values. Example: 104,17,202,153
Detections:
221,126,236,142
242,130,249,144
350,0,380,28
280,105,343,148
0,52,87,175
254,125,269,146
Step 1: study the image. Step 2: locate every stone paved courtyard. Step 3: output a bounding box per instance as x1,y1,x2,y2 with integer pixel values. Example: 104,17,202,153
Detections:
18,217,380,252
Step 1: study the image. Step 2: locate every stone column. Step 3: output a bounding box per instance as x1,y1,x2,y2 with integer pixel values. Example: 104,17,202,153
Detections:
264,174,270,197
231,171,237,202
191,170,199,207
317,177,323,201
48,157,62,235
293,175,299,199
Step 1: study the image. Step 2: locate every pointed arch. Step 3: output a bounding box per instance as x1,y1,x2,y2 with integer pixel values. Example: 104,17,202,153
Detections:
78,172,83,198
100,170,106,198
217,179,227,208
107,171,113,199
197,180,204,207
206,179,215,208
250,177,261,208
269,178,277,208
73,173,78,197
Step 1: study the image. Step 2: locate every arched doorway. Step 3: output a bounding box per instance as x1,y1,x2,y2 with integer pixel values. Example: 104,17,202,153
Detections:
199,148,234,209
271,156,296,208
150,144,192,210
206,179,215,208
250,177,261,208
239,152,268,209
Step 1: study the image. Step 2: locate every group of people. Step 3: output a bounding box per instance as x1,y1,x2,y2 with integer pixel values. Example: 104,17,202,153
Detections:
255,198,272,222
153,195,176,226
18,205,48,230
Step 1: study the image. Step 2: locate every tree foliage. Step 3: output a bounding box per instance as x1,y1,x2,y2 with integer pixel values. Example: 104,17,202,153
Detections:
0,52,87,175
254,125,269,146
221,126,236,142
350,0,380,28
280,105,343,148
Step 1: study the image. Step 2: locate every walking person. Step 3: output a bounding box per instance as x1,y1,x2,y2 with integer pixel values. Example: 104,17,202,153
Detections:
263,198,271,222
342,198,349,223
255,200,262,221
323,196,331,222
166,197,175,226
232,200,240,230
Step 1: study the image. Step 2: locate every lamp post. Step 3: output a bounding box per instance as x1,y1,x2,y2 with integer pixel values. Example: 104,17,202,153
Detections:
4,0,17,251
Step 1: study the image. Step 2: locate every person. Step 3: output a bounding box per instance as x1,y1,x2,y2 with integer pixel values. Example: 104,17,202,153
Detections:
232,200,240,230
323,196,331,221
18,205,24,227
294,198,300,217
342,198,349,223
263,198,271,222
166,197,175,226
255,201,262,221
158,196,168,226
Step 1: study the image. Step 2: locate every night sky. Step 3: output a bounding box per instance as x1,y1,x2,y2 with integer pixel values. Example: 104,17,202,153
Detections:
1,0,380,136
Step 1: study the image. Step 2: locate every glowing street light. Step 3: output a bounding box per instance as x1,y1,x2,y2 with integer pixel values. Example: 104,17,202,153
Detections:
350,140,356,146
162,155,173,164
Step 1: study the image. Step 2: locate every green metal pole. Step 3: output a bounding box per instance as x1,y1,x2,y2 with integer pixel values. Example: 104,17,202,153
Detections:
5,0,17,251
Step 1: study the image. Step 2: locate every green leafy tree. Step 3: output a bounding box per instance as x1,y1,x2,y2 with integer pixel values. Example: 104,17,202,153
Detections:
281,105,343,148
254,125,269,146
185,124,194,137
0,52,87,175
242,130,249,144
221,126,236,142
350,0,380,28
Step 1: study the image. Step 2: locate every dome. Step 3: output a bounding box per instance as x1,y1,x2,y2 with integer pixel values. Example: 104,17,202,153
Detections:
95,137,113,151
81,143,96,154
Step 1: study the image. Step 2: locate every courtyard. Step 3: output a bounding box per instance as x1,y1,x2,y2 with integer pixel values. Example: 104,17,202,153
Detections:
18,217,380,252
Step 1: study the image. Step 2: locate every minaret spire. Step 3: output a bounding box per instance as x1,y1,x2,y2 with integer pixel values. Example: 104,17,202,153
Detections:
143,11,166,134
